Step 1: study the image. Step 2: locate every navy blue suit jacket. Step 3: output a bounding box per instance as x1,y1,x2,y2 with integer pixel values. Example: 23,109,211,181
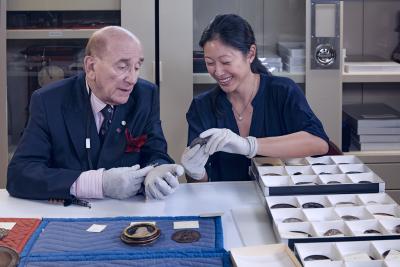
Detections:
7,73,173,200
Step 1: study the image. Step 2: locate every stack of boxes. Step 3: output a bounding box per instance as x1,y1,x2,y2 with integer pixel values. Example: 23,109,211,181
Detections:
259,50,282,73
278,41,305,73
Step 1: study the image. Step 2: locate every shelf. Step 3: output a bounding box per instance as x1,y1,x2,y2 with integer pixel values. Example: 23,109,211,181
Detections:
7,0,120,11
193,71,305,84
7,29,97,39
342,73,400,83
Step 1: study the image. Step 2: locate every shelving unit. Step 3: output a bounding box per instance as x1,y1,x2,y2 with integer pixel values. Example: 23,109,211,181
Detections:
341,0,400,202
7,29,97,39
342,73,400,83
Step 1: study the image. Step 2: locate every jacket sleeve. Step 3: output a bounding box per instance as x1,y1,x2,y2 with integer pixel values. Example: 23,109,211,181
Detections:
139,84,174,166
7,91,81,200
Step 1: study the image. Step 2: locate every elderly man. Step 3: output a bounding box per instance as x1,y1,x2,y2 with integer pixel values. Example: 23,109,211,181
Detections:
7,26,182,203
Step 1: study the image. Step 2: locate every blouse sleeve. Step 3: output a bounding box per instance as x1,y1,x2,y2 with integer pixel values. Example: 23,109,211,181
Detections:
278,78,329,142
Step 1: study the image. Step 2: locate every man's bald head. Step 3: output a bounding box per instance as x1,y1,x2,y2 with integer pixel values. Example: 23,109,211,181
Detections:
85,26,140,58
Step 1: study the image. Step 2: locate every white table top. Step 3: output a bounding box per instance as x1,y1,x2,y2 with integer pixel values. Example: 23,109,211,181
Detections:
0,181,276,249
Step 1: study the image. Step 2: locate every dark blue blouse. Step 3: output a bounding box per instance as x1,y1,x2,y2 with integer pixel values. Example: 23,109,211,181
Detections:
186,74,329,182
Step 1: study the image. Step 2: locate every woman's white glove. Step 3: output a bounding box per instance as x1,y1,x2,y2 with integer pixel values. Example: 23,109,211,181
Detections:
200,128,258,158
181,144,209,180
102,165,153,199
144,164,184,200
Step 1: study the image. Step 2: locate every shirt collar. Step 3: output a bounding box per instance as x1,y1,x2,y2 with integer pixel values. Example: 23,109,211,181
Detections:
85,79,112,114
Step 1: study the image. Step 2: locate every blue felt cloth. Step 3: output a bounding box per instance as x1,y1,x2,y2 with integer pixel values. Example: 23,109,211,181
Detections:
19,216,229,267
20,251,231,267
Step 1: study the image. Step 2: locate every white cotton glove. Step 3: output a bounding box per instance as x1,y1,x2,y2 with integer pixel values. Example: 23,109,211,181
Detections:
181,144,209,180
200,128,258,158
102,164,153,199
144,164,184,200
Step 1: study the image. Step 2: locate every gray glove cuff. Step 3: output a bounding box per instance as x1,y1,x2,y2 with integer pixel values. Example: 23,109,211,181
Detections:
186,167,206,180
246,136,258,158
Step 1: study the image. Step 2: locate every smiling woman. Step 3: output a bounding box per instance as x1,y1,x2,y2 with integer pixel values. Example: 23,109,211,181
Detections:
180,14,329,183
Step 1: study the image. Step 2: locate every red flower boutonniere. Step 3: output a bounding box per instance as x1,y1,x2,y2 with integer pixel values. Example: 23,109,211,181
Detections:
125,128,147,153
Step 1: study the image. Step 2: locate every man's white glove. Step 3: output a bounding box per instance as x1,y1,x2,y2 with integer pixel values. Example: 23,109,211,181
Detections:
144,164,184,200
200,128,258,158
181,144,209,180
102,165,153,199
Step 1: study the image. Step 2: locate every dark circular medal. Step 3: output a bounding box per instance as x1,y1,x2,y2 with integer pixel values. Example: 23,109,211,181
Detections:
304,255,331,261
189,137,210,148
282,217,303,223
171,229,201,243
295,182,316,185
364,229,381,234
302,202,324,208
0,246,19,267
341,215,360,221
324,229,343,236
394,224,400,234
271,203,297,209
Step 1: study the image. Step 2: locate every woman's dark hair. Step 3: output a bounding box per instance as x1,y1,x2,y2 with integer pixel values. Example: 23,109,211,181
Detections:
199,14,270,117
199,14,269,75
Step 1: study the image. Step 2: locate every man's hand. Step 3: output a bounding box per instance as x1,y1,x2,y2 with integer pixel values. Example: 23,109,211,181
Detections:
102,165,153,199
200,128,258,158
181,144,208,180
144,164,184,200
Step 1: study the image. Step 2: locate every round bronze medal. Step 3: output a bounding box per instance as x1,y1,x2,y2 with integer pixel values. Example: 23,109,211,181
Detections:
302,202,324,208
270,203,297,209
324,229,343,236
171,229,201,243
121,223,161,245
327,181,341,184
189,137,210,148
295,182,316,185
341,215,360,221
383,249,400,258
282,217,303,223
394,224,400,234
304,255,331,261
364,229,381,234
0,246,19,267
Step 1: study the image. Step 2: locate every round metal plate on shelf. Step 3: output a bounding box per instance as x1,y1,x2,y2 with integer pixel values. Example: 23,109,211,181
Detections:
315,44,336,66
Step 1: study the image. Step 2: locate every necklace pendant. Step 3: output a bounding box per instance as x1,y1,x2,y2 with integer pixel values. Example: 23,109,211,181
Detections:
238,115,243,121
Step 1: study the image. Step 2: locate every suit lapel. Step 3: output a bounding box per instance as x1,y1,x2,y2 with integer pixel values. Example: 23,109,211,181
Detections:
62,73,100,170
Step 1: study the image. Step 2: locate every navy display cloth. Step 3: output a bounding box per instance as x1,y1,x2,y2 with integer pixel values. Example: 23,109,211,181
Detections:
186,74,329,181
19,216,229,267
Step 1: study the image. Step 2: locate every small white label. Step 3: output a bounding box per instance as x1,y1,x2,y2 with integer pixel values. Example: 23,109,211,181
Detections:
48,31,63,37
344,252,371,261
86,224,107,233
386,250,400,260
130,221,156,226
173,221,199,229
85,138,91,149
0,222,16,230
